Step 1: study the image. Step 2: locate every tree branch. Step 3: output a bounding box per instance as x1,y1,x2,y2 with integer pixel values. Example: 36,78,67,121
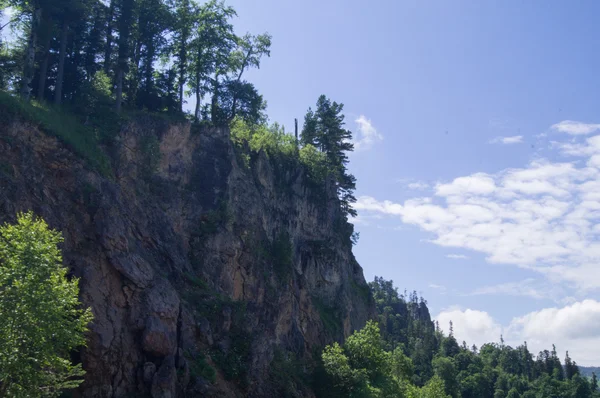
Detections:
0,15,19,32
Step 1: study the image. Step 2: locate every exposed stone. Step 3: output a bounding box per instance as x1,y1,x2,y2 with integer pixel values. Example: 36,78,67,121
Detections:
151,355,177,398
143,362,157,384
0,115,374,397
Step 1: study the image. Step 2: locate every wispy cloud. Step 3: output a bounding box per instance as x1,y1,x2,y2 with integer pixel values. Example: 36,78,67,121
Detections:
490,135,524,145
551,120,600,135
353,121,600,291
354,115,383,151
446,254,469,260
469,279,563,301
408,181,430,190
429,283,447,291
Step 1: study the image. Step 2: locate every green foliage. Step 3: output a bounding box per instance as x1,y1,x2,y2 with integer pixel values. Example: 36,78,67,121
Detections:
138,133,161,178
351,280,371,304
302,95,357,217
254,231,294,283
319,277,600,398
0,212,93,397
313,298,343,337
230,117,297,158
320,320,417,398
0,91,111,176
211,327,251,385
298,144,328,184
189,201,231,257
321,342,368,397
188,351,216,384
270,349,309,397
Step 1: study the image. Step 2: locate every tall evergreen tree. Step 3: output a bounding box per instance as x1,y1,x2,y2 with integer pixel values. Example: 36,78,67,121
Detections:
301,95,357,216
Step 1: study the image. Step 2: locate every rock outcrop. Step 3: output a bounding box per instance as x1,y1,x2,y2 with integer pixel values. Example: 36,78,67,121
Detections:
0,114,373,397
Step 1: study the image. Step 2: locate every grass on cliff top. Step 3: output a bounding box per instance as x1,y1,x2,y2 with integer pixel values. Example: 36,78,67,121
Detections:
0,91,112,176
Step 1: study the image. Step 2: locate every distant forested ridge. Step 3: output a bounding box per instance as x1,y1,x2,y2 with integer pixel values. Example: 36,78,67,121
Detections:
316,277,600,398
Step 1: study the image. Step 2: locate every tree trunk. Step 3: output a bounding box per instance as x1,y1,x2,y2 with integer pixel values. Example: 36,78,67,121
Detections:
115,69,123,112
104,0,115,74
178,75,184,112
21,6,42,100
54,20,69,105
194,77,201,121
36,34,52,101
177,40,187,111
128,39,142,105
210,75,219,122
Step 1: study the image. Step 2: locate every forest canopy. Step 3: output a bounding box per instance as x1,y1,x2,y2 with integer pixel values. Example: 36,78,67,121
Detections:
316,277,600,398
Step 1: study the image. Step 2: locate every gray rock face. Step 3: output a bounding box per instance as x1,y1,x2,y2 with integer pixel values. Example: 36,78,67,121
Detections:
0,116,374,397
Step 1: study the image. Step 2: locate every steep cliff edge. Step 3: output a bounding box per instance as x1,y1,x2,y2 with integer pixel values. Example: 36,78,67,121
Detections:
0,113,374,397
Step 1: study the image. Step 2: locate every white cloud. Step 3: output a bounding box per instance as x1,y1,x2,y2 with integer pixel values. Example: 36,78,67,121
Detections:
435,308,503,348
353,125,600,291
552,120,600,135
435,173,496,197
354,115,383,151
408,181,430,190
435,301,600,365
507,300,600,365
446,254,469,260
490,135,524,144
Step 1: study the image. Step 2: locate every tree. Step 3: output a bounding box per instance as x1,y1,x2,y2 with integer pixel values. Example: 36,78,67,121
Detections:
0,212,93,396
171,0,194,111
432,356,459,397
114,0,134,112
321,342,368,397
591,372,598,392
223,32,271,122
301,95,357,217
9,0,43,99
135,0,170,110
565,351,580,380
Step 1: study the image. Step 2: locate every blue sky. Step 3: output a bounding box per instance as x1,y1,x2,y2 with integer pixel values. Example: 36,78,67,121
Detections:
223,0,600,365
4,0,600,364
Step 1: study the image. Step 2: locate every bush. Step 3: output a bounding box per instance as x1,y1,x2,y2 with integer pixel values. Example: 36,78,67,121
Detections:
0,212,93,396
188,351,216,384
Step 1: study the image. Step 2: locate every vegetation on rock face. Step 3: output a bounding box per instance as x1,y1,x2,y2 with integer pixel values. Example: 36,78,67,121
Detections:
318,277,600,398
0,212,93,397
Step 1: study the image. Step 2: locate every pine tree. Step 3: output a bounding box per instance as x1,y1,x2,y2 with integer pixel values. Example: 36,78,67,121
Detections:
301,95,357,217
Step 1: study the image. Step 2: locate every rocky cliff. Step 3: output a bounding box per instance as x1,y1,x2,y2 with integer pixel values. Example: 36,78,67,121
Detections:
0,113,373,397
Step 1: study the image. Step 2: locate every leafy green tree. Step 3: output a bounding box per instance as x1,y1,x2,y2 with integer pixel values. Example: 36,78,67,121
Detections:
410,375,450,398
433,356,459,397
322,342,368,397
135,0,170,110
220,32,271,123
114,0,134,112
188,0,235,120
171,0,194,110
299,144,329,183
0,212,93,396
